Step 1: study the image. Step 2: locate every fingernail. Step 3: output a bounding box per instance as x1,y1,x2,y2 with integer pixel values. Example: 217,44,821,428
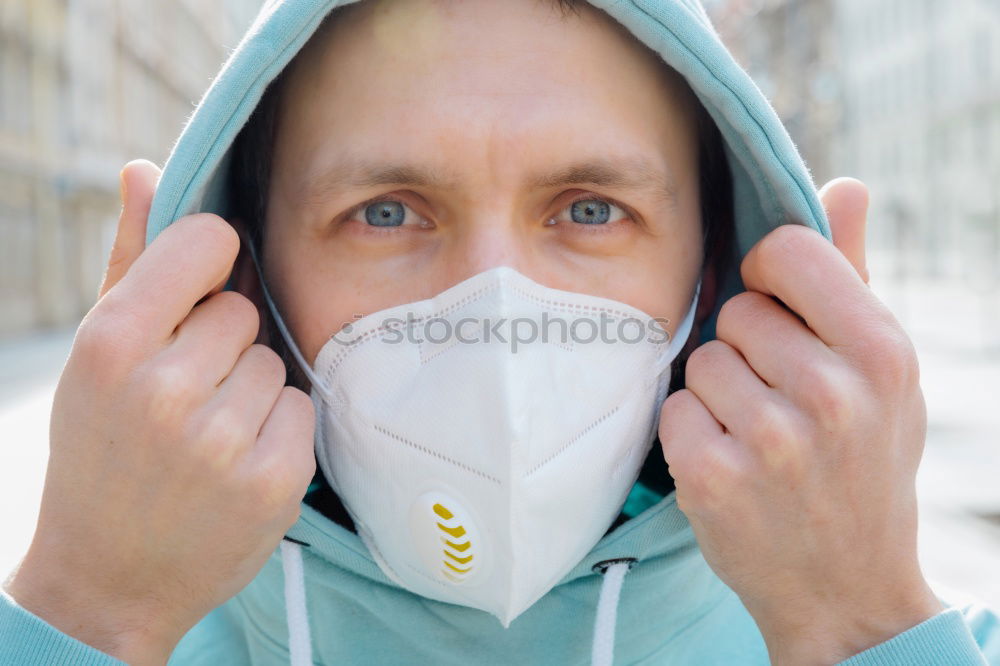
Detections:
119,167,128,206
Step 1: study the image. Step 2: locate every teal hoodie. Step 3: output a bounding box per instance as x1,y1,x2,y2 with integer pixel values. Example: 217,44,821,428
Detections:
3,0,999,664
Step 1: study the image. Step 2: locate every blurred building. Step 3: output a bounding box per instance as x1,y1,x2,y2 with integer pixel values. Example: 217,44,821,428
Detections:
707,0,1000,284
0,0,260,338
706,0,842,187
833,0,1000,282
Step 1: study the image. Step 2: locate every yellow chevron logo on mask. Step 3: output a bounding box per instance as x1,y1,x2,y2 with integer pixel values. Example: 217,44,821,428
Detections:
433,502,475,582
410,491,484,586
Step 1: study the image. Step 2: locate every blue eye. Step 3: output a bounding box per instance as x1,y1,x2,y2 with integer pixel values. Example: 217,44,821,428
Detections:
570,199,611,224
365,201,406,227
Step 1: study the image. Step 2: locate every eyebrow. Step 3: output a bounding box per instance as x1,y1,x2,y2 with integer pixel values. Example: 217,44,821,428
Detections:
298,154,680,208
528,156,680,208
297,158,459,203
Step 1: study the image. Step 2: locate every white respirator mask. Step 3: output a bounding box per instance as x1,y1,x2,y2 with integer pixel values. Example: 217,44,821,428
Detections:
250,245,699,626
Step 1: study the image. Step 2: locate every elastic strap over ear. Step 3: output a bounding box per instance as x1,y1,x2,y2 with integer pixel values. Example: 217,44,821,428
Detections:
246,240,332,400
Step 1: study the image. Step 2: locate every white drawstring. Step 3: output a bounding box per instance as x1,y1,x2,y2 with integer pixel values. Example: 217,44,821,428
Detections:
591,561,632,666
281,539,630,666
281,540,313,666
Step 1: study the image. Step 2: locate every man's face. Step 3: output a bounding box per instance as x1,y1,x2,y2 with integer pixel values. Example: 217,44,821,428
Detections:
263,0,704,366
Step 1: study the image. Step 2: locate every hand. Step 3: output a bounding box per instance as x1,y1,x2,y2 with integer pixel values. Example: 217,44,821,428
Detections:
3,160,316,665
659,178,942,664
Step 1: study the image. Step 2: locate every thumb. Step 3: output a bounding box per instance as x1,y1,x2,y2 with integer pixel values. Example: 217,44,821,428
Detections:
818,177,870,284
98,159,161,300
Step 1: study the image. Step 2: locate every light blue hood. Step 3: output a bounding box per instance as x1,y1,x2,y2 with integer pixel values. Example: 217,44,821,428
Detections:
2,4,998,664
136,1,994,665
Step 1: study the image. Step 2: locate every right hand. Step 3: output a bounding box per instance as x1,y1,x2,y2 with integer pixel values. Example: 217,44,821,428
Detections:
4,160,316,665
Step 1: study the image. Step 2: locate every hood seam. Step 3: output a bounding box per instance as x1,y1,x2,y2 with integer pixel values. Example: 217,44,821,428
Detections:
150,0,342,243
626,0,830,239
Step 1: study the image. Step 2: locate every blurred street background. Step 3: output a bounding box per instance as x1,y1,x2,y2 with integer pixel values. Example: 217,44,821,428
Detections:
2,0,999,614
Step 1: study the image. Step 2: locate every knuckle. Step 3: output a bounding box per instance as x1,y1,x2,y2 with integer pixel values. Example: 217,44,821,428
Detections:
868,327,919,388
801,362,855,429
74,315,114,360
715,299,740,337
249,391,316,513
658,389,694,457
659,387,688,423
247,344,287,386
197,435,243,474
184,213,240,257
747,402,801,469
716,291,763,335
753,227,788,268
198,407,252,461
144,362,196,426
747,400,787,443
685,341,720,376
687,443,738,513
215,290,260,336
253,457,305,513
751,225,816,283
281,385,315,416
685,340,734,386
76,307,141,367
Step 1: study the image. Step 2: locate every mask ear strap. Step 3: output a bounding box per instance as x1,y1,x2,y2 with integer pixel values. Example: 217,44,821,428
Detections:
246,239,331,400
664,278,701,361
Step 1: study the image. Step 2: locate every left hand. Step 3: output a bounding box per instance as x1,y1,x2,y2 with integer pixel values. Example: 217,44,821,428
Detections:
659,178,943,665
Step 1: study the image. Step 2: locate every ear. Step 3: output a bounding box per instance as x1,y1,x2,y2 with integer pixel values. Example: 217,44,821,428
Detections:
229,217,271,346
